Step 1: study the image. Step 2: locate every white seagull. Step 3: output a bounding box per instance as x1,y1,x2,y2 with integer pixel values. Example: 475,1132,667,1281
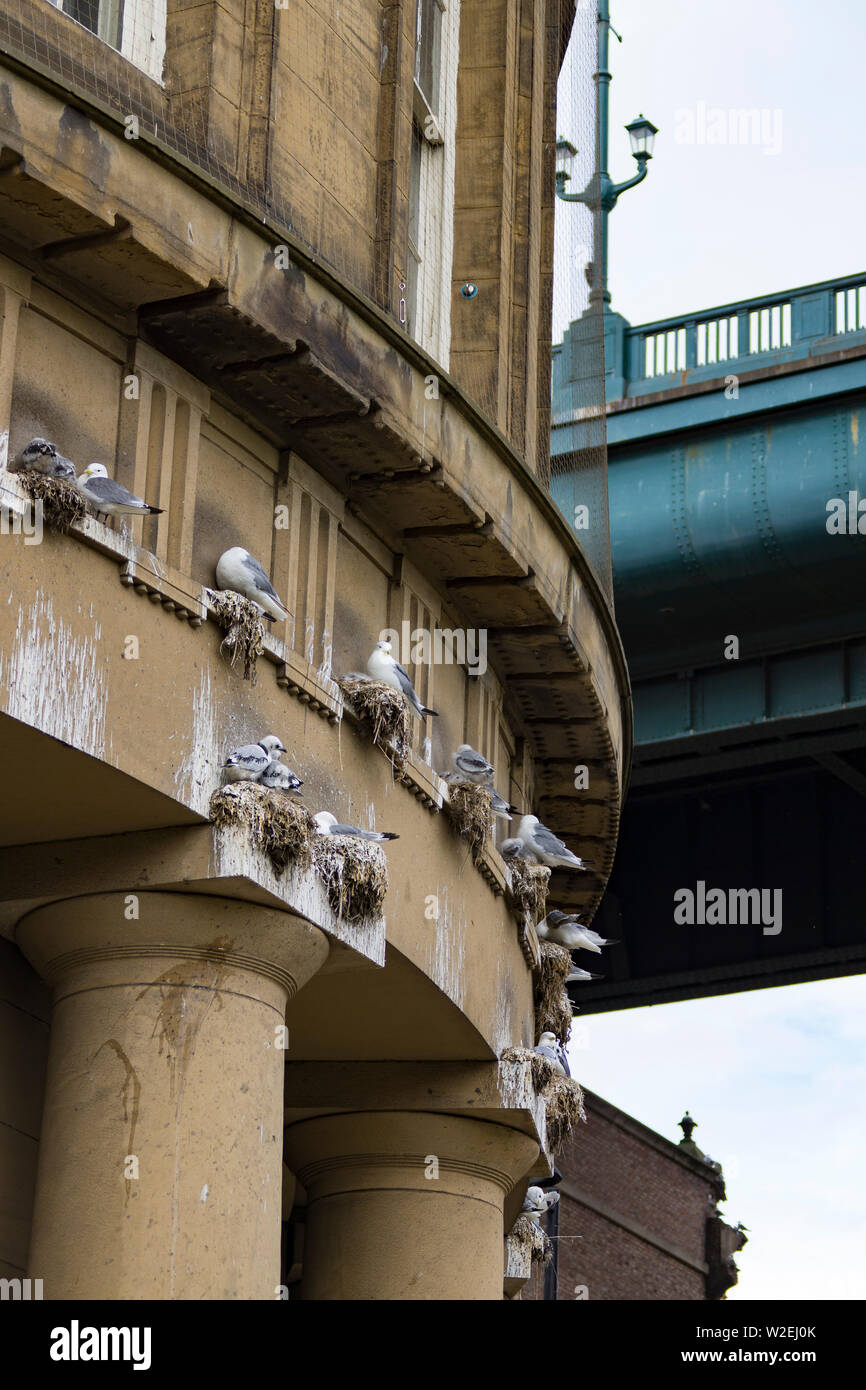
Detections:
517,815,592,872
537,911,615,953
222,734,287,783
522,1186,561,1225
451,744,495,783
259,762,303,793
14,438,76,480
76,464,163,519
440,772,516,821
533,1030,570,1077
366,640,437,719
215,547,290,624
313,811,399,842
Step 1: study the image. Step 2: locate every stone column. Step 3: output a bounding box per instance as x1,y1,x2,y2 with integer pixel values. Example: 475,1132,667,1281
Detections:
17,891,328,1300
284,1111,538,1300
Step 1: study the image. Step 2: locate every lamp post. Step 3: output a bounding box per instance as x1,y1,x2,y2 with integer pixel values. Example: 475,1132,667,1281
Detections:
555,0,657,312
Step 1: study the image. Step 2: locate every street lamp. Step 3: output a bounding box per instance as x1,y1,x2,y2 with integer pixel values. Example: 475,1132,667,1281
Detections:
555,0,658,310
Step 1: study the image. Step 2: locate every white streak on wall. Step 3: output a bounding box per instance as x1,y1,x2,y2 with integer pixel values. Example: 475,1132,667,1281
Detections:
173,665,217,816
424,885,466,1011
0,596,107,755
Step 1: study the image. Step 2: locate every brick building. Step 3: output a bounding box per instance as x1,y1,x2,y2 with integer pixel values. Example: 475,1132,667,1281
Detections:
523,1094,747,1300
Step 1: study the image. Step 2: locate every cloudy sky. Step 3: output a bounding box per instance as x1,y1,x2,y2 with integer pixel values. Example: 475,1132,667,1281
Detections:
555,0,866,335
558,0,866,1301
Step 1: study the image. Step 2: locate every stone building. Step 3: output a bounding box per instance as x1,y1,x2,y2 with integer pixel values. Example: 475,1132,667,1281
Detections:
0,1,629,1299
522,1097,748,1301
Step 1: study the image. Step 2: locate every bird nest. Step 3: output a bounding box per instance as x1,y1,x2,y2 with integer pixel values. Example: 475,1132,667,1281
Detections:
508,859,550,923
337,675,410,771
535,942,574,1045
209,783,313,875
444,782,494,862
501,1044,556,1094
208,591,265,683
545,1075,586,1153
509,1213,552,1267
16,472,86,533
312,834,389,924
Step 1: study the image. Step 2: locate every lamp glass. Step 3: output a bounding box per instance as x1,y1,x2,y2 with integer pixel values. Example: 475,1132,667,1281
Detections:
625,114,657,160
555,137,577,183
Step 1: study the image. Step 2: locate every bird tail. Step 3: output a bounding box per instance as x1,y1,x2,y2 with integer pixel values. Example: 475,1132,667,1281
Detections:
379,832,400,840
146,505,165,515
421,705,438,717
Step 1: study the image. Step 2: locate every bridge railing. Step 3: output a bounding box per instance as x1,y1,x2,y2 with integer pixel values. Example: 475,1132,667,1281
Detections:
629,272,866,385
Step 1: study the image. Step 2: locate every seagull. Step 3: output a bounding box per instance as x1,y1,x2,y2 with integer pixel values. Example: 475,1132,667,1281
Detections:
522,1186,561,1225
313,811,399,842
500,837,536,862
76,464,163,519
537,911,616,952
517,815,591,871
565,965,603,983
451,744,494,783
366,640,437,718
533,1030,570,1077
13,438,76,479
258,762,303,793
215,547,290,624
221,734,287,783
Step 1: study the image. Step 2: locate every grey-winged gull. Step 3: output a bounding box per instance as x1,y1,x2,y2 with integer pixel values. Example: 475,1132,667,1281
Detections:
76,464,163,519
313,811,399,841
451,743,494,783
222,734,286,783
533,1030,570,1077
517,815,592,871
366,640,437,718
215,546,290,624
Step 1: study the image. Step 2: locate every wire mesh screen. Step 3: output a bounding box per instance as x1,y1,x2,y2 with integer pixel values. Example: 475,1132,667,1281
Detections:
549,2,612,604
0,0,606,534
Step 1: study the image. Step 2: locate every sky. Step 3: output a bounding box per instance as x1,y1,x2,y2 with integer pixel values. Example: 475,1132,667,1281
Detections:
554,0,866,335
557,1,866,1302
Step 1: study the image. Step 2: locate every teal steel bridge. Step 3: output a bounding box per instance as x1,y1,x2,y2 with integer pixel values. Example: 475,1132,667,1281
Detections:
551,273,866,1012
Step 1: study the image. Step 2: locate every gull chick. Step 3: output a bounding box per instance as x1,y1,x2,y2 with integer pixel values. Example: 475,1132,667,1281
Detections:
451,744,494,783
222,734,287,783
366,640,437,719
313,811,399,842
499,837,536,862
533,1030,570,1077
14,438,76,480
259,762,303,793
76,464,163,519
215,547,290,624
517,815,591,871
522,1186,561,1226
538,911,615,953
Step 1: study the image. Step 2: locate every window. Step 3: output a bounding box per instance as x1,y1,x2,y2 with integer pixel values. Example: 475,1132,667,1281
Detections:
415,0,444,117
51,0,166,83
406,1,459,365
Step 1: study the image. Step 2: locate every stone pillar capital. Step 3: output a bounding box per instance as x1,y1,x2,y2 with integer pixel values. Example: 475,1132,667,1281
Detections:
285,1110,538,1299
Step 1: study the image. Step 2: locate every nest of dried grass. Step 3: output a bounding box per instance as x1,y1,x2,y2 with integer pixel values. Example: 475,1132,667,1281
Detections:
17,472,86,533
535,942,574,1045
337,675,409,770
510,1213,552,1267
544,1074,587,1152
501,1044,556,1094
209,590,265,683
509,859,550,923
312,834,389,924
209,782,313,875
444,781,494,862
